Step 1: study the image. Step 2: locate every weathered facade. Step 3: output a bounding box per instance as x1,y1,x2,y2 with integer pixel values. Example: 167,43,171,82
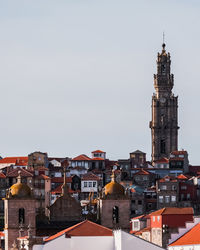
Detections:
150,44,179,162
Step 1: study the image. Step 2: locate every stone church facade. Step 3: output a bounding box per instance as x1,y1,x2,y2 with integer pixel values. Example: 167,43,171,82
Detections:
150,43,179,162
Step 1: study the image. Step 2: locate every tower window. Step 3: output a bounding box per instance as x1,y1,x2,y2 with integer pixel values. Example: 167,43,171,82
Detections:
112,206,119,224
160,140,166,154
161,64,166,74
19,208,25,224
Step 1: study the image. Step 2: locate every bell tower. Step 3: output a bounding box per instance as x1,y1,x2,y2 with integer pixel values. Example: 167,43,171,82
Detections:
150,43,179,162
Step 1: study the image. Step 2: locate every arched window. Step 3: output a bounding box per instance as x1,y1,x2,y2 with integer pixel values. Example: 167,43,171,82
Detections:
19,208,25,224
112,206,119,224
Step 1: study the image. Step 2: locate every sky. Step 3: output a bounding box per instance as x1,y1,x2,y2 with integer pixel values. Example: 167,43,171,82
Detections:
0,0,200,164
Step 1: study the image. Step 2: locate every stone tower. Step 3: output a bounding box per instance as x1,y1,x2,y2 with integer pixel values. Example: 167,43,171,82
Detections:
4,172,36,250
150,43,179,162
98,170,130,230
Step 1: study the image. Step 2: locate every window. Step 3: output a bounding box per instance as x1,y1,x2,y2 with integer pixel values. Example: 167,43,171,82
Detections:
138,200,142,205
187,193,191,200
19,208,25,224
172,185,176,191
181,186,187,190
159,196,163,203
93,182,96,187
171,196,176,202
161,185,167,190
153,216,155,222
89,182,92,187
84,182,87,187
157,216,160,222
133,221,139,229
113,206,119,224
165,196,170,203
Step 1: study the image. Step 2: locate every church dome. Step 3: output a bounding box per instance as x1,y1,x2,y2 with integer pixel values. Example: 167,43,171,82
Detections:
8,171,31,198
104,181,124,196
10,182,31,198
104,170,125,196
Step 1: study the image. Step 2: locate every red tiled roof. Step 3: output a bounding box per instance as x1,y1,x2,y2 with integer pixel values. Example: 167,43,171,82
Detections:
154,157,169,164
92,157,104,161
133,169,150,175
0,173,6,179
81,172,101,181
6,168,33,177
51,184,80,194
169,223,200,246
177,174,188,180
92,150,105,153
134,227,151,235
51,177,72,183
171,150,187,155
0,157,28,165
159,176,178,182
131,215,145,220
150,207,193,216
170,157,184,161
44,220,113,242
72,155,91,161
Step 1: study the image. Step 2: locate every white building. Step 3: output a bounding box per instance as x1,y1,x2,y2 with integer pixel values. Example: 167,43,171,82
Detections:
27,220,164,250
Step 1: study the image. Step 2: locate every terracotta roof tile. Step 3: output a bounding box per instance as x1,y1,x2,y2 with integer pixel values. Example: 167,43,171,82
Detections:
92,150,105,153
177,174,188,180
150,207,193,216
170,157,184,161
72,155,91,161
0,173,6,179
81,172,101,181
92,157,104,161
169,223,200,246
51,177,72,183
171,150,187,155
0,157,28,165
44,220,113,242
51,184,80,194
6,168,33,177
154,157,169,164
133,169,151,176
134,227,151,235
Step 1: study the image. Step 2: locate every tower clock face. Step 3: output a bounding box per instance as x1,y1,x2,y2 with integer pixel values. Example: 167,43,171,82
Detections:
160,97,166,103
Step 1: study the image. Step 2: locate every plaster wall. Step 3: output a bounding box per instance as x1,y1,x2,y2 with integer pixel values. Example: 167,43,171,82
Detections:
43,235,113,250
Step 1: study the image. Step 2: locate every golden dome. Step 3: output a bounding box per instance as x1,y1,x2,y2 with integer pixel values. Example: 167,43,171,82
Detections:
10,182,31,198
104,170,125,196
8,171,31,198
104,181,124,196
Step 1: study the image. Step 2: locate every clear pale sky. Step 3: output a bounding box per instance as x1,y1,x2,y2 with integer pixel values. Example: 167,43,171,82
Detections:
1,0,200,164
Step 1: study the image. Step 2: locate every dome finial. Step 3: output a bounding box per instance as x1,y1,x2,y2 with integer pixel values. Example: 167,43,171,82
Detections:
17,170,22,184
111,169,116,182
162,31,166,51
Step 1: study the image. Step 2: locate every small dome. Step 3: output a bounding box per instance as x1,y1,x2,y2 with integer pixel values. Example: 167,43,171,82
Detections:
10,182,31,198
104,181,125,196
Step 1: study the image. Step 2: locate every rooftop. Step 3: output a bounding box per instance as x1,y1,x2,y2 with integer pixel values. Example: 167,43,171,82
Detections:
44,220,113,242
